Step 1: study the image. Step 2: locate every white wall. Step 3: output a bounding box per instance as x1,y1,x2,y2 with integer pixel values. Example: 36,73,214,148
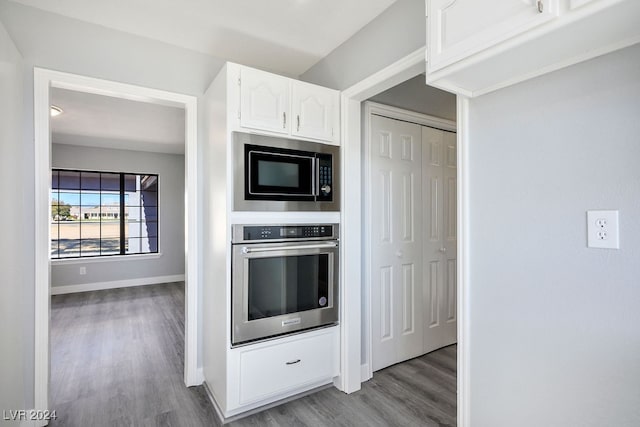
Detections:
300,0,424,90
0,1,224,96
368,74,456,121
468,44,640,426
0,17,26,422
51,143,185,288
301,0,640,422
0,0,223,409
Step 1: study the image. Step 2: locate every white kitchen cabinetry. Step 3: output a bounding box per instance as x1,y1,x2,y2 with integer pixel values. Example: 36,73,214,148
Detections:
425,0,640,96
240,67,290,134
233,327,339,407
428,0,558,73
202,63,342,421
291,80,338,142
238,65,340,144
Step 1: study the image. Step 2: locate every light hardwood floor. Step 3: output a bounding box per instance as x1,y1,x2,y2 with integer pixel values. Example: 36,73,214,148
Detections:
50,283,456,426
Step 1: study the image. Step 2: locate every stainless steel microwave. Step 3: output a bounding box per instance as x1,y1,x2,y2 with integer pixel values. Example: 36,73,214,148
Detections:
233,132,340,211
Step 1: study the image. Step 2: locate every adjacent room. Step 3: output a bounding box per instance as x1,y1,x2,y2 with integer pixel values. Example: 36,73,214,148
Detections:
47,88,195,424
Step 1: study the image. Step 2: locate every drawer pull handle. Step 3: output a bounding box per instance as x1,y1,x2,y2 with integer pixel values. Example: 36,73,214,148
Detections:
286,359,301,365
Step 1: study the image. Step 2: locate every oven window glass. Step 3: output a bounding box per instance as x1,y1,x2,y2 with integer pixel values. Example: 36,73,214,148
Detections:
247,254,329,320
257,160,299,188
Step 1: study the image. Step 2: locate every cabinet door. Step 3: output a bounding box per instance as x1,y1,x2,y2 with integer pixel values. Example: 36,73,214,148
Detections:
238,330,336,405
240,67,290,134
291,81,339,143
427,0,558,72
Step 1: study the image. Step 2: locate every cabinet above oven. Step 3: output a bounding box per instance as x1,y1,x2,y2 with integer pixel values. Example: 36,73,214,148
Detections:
232,64,340,145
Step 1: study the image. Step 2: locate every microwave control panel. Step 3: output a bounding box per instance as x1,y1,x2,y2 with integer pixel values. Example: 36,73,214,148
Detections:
240,224,336,242
317,153,333,202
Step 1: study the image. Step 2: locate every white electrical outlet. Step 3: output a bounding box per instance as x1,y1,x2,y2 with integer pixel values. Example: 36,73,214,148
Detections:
79,267,86,275
587,210,619,249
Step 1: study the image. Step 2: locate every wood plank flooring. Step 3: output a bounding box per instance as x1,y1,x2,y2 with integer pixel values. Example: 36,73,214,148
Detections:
50,283,456,427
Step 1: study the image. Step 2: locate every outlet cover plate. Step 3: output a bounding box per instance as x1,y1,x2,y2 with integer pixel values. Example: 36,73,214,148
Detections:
587,210,619,249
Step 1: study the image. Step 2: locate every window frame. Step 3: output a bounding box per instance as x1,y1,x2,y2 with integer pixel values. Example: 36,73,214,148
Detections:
50,168,160,260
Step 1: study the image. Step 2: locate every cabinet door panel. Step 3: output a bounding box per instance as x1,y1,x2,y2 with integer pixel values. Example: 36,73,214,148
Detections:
291,81,338,143
427,0,558,72
240,67,290,134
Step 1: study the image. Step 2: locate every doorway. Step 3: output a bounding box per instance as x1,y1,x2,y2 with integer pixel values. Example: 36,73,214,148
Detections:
339,48,470,424
33,69,200,414
365,103,457,372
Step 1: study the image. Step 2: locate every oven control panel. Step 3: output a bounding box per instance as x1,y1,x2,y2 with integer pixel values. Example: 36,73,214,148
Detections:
238,224,337,242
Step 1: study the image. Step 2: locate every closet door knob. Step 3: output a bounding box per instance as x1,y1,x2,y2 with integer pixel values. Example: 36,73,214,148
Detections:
537,0,543,13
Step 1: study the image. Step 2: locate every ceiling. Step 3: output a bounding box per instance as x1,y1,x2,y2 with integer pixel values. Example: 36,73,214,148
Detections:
9,0,398,76
50,87,186,154
38,1,399,153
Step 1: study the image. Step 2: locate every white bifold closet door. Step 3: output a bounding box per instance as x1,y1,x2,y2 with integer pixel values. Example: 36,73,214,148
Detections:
371,114,457,372
370,115,424,371
421,126,457,355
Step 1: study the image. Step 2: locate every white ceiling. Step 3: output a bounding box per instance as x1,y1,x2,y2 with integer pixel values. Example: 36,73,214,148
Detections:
10,0,398,76
50,87,186,154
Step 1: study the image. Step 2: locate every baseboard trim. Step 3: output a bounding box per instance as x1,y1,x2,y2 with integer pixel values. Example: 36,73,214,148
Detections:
50,274,185,295
195,367,205,385
203,381,226,425
361,363,372,382
203,380,333,425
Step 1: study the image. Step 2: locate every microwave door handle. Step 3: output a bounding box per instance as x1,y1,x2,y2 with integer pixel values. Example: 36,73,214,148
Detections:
311,158,317,196
311,157,318,197
241,242,338,254
314,157,320,197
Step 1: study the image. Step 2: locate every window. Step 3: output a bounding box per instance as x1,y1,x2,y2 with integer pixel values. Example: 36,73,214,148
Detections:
51,169,158,259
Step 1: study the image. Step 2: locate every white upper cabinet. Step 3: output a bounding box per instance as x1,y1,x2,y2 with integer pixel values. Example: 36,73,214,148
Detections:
291,81,339,142
240,67,290,135
425,0,640,97
427,0,558,72
237,65,340,144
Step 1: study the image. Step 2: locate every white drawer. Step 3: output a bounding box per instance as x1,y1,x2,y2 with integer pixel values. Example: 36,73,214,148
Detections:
238,330,336,405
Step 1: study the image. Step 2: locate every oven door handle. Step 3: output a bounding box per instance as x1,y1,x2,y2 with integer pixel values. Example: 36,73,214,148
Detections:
241,242,338,254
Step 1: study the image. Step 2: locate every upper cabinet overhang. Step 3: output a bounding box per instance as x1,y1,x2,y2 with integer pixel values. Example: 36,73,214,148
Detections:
425,0,640,97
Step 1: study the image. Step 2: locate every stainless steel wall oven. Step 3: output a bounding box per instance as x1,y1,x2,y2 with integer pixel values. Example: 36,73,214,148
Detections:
231,224,339,346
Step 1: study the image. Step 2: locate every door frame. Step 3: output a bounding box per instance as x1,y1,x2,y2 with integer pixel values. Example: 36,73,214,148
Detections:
363,101,456,376
33,68,201,417
340,48,471,426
